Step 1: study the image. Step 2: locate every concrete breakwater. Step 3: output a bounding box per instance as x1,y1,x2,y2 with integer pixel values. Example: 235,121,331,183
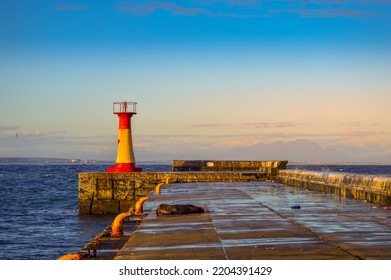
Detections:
78,160,286,214
276,169,391,205
78,160,391,214
172,159,288,176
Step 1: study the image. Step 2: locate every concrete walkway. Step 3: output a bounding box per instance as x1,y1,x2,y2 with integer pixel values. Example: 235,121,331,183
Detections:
113,182,391,260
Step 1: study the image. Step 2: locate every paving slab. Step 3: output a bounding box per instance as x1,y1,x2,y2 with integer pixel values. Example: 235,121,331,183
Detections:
110,182,391,260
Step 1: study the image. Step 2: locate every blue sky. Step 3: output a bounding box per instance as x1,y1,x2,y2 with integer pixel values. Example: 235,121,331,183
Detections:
1,1,391,163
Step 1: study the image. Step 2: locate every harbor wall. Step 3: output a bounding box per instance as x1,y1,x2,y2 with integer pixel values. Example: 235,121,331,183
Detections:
79,171,268,214
276,169,391,205
79,160,287,214
79,159,391,214
172,160,288,176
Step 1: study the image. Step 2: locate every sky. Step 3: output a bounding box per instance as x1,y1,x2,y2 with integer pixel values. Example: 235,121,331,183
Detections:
0,0,391,163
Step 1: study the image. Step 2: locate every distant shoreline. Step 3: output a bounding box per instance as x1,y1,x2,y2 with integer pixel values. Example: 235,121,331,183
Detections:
0,157,110,164
0,157,172,165
0,157,389,166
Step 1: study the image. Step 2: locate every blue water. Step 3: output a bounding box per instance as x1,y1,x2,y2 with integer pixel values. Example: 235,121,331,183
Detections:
0,163,171,260
0,163,389,260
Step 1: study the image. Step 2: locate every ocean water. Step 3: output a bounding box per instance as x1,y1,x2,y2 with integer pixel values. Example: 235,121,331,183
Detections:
0,163,389,260
0,163,171,260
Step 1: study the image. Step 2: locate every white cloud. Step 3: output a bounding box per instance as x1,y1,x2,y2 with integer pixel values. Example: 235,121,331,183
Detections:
19,129,52,136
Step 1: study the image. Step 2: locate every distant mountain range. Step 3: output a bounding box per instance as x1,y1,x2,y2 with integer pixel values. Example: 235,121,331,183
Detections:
222,139,391,164
138,139,391,164
224,139,346,162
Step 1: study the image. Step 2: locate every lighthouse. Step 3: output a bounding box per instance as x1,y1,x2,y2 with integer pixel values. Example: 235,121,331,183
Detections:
107,102,142,173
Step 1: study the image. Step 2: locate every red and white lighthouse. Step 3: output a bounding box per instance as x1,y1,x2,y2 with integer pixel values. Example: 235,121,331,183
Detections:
107,102,142,173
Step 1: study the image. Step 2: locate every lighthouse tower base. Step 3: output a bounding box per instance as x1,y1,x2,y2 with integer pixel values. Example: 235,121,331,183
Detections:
107,163,142,173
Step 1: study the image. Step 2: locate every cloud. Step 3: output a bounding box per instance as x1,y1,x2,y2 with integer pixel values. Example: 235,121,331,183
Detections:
255,130,386,140
291,8,373,18
340,122,379,127
192,123,227,127
249,122,297,128
117,2,209,16
114,0,381,19
55,4,88,11
192,122,297,128
340,122,363,127
339,129,386,139
18,129,59,136
227,0,256,6
117,1,268,18
140,133,200,138
134,142,154,148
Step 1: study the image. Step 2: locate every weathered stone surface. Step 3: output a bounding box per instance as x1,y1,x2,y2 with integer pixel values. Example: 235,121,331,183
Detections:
276,169,391,205
79,171,270,214
91,200,120,214
112,182,363,260
80,181,391,260
79,161,288,214
80,162,390,215
171,160,288,173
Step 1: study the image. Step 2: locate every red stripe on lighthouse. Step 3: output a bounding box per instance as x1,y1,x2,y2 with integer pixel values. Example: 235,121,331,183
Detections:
118,113,130,129
107,163,141,172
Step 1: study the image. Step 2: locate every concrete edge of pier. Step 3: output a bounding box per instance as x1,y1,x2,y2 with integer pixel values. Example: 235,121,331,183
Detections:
276,169,391,205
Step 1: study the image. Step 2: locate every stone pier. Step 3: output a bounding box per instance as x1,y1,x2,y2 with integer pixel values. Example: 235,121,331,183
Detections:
172,160,288,177
78,160,287,214
276,169,391,205
78,160,391,215
74,161,391,260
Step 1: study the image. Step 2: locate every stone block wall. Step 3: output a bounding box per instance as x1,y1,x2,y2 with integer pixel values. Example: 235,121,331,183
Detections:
79,171,270,214
276,169,391,205
79,160,289,214
78,172,162,214
172,160,288,175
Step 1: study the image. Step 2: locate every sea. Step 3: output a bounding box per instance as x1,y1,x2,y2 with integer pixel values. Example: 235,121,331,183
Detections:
0,161,390,260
